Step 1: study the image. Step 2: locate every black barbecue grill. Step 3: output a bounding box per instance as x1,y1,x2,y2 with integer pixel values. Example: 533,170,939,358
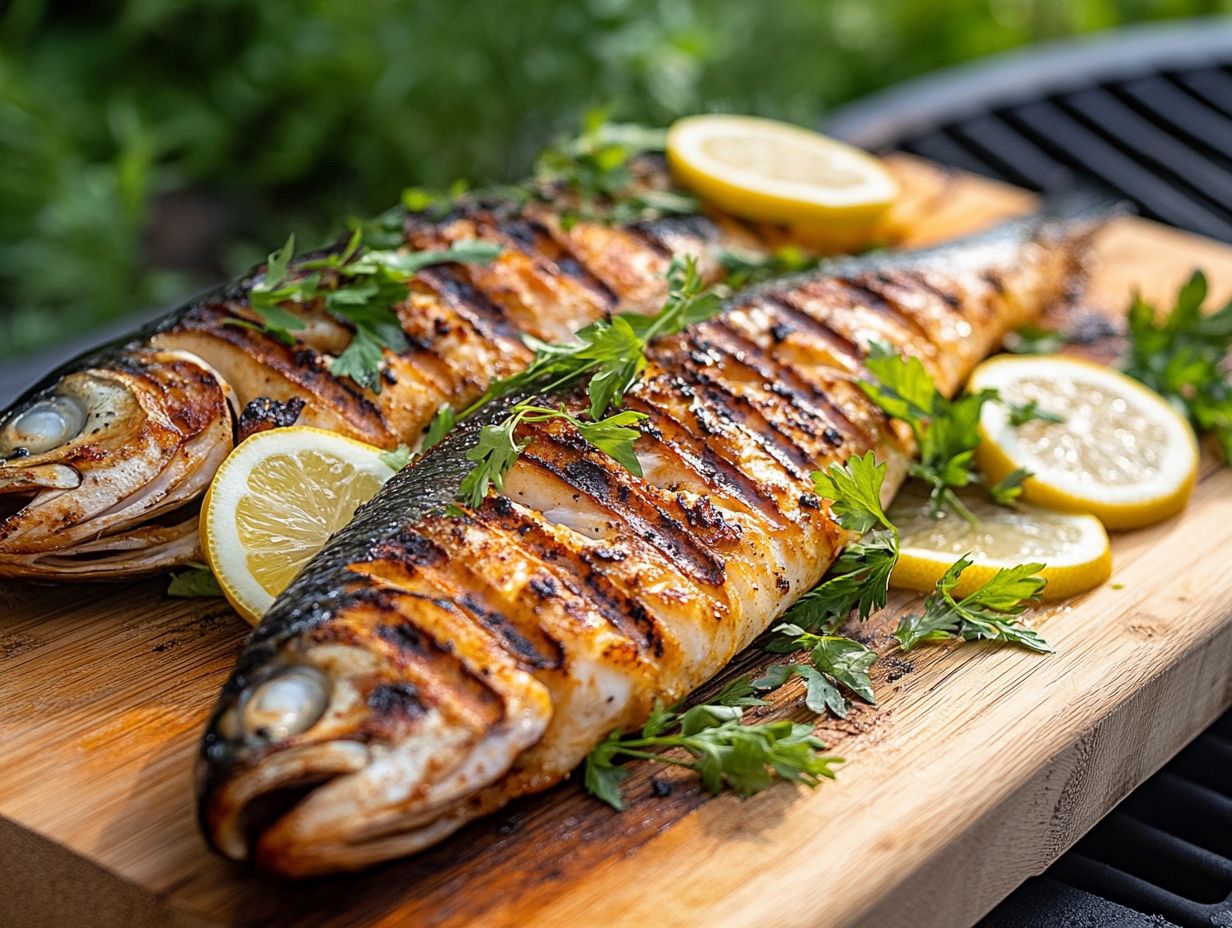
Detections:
827,18,1232,928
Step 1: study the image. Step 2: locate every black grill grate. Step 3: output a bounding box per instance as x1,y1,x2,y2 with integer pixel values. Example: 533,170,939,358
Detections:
897,70,1232,242
827,22,1232,928
980,713,1232,928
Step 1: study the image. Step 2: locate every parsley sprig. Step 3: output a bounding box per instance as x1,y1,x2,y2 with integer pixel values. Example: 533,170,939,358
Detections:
761,628,877,717
1123,270,1232,461
782,452,900,631
893,557,1051,652
719,245,820,290
240,231,502,392
535,110,698,226
458,405,647,505
583,675,840,811
858,342,1053,519
783,449,1052,654
441,256,721,504
166,564,223,599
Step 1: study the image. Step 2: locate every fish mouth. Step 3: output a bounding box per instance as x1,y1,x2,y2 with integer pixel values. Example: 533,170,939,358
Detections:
200,719,538,877
0,348,235,578
198,633,554,877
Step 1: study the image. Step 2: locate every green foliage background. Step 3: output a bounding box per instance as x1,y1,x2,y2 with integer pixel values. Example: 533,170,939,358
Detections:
0,0,1225,357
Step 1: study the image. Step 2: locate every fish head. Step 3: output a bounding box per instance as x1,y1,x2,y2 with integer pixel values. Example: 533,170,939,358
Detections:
0,347,235,577
198,584,553,876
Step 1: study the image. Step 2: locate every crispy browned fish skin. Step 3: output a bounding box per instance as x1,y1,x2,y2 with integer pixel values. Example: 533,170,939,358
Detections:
198,214,1094,876
0,168,763,578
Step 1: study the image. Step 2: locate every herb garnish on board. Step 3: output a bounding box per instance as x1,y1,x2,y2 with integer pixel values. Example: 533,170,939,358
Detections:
1123,270,1232,461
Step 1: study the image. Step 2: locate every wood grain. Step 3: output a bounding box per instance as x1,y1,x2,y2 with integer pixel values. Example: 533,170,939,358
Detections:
1,159,1230,928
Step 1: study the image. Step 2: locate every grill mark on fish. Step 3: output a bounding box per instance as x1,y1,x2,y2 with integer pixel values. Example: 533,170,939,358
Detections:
417,266,524,344
519,434,727,588
625,225,675,259
622,397,787,528
362,590,508,727
667,359,813,478
758,292,863,365
519,218,620,307
901,270,965,311
474,502,663,655
837,276,934,341
453,593,563,671
673,330,830,459
166,301,390,436
688,320,865,447
367,682,427,720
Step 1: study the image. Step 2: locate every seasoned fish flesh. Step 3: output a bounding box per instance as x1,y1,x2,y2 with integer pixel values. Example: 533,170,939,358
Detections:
0,168,766,579
198,211,1095,875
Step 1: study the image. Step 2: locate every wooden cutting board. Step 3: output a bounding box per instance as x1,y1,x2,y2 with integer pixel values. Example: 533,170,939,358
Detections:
2,159,1231,928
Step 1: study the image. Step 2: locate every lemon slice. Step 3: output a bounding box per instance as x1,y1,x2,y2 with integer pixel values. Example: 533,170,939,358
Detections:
201,427,396,624
665,114,897,251
889,487,1112,600
970,355,1199,530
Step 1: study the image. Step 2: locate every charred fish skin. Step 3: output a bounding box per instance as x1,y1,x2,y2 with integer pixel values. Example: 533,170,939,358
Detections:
198,212,1096,876
0,174,761,580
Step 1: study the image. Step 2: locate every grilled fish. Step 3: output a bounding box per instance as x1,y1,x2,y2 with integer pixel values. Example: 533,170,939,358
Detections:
198,210,1095,876
0,164,768,579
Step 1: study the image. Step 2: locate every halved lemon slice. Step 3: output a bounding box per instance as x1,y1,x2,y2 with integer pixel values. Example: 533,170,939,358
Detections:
889,487,1112,600
201,427,396,624
665,115,897,251
971,355,1199,531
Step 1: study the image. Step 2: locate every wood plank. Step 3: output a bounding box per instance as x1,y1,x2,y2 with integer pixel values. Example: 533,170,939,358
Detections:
1,158,1229,928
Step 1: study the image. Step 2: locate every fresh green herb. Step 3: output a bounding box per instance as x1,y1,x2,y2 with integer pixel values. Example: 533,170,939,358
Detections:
166,565,223,599
1123,270,1232,461
236,231,501,393
760,627,877,717
458,405,647,506
893,556,1051,652
1006,399,1064,427
379,444,412,471
781,452,900,632
858,342,1043,520
535,110,698,225
420,404,457,455
719,245,820,290
985,466,1032,506
1003,324,1068,355
582,677,840,811
444,256,719,503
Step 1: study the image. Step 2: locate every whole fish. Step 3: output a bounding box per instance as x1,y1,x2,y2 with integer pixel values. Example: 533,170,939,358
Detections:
0,164,767,579
198,210,1095,876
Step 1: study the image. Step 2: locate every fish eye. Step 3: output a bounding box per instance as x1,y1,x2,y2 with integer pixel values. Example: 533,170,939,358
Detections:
240,665,331,742
2,395,87,455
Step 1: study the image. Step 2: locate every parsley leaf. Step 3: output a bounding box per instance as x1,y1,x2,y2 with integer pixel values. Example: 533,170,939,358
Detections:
719,245,819,290
1006,398,1064,427
894,556,1051,652
1122,270,1232,462
858,342,1038,519
582,678,840,811
378,444,412,472
238,233,500,393
810,451,894,534
782,452,900,631
166,564,223,599
762,626,877,717
447,256,718,503
1003,324,1067,355
420,404,457,455
535,111,697,225
458,404,648,507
